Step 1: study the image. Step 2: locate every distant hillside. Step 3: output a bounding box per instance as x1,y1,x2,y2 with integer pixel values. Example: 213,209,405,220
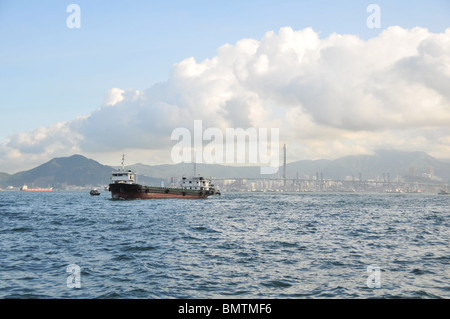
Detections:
2,155,113,187
0,172,10,183
123,162,262,179
1,150,449,188
0,155,164,188
286,150,450,181
128,150,450,182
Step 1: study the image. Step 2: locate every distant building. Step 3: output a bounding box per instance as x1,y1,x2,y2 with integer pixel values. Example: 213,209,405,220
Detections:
428,166,434,178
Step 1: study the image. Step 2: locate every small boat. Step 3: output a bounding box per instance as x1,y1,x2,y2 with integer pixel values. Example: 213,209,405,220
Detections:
90,189,100,196
438,188,449,195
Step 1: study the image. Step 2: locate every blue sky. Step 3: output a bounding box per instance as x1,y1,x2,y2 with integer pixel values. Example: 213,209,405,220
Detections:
1,0,449,141
1,1,450,171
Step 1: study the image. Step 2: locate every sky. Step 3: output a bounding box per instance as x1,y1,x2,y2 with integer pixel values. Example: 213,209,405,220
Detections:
1,0,450,173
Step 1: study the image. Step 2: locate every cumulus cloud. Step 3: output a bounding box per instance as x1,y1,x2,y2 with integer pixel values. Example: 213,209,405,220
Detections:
2,26,450,172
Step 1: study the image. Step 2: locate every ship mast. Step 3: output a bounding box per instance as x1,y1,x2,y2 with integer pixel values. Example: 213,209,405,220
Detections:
121,154,125,170
194,161,197,178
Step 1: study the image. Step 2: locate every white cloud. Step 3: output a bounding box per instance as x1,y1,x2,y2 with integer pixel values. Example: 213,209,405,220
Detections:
102,88,126,106
0,122,83,172
1,26,450,172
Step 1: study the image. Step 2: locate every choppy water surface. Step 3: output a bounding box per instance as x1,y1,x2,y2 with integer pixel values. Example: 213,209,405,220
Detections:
0,191,449,298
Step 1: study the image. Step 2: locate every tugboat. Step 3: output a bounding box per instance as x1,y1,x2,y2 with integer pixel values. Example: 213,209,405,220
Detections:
109,155,220,200
90,189,100,196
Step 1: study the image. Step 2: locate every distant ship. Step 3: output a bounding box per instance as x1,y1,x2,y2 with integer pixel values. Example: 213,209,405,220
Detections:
20,185,53,192
109,155,220,200
438,188,449,195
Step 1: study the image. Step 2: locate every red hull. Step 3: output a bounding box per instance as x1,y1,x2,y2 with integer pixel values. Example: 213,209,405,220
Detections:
111,192,210,200
109,183,218,200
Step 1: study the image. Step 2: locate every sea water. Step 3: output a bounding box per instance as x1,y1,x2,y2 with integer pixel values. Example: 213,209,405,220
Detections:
0,191,449,298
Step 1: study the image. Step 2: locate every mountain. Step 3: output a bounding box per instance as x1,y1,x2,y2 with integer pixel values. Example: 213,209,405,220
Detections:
1,150,449,188
286,150,450,181
2,155,113,188
0,172,10,184
123,162,262,179
127,150,450,182
0,154,163,188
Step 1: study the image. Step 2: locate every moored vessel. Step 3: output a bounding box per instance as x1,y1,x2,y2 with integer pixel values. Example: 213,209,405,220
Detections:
20,185,53,192
109,155,220,200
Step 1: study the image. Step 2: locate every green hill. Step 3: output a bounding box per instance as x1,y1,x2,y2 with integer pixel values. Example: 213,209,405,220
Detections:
0,172,10,184
5,154,113,187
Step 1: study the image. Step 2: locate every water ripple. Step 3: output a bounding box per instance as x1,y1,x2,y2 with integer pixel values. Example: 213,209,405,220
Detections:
0,191,449,298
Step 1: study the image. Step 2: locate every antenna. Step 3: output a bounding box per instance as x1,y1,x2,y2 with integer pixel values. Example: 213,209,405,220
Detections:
193,153,197,177
121,154,125,170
